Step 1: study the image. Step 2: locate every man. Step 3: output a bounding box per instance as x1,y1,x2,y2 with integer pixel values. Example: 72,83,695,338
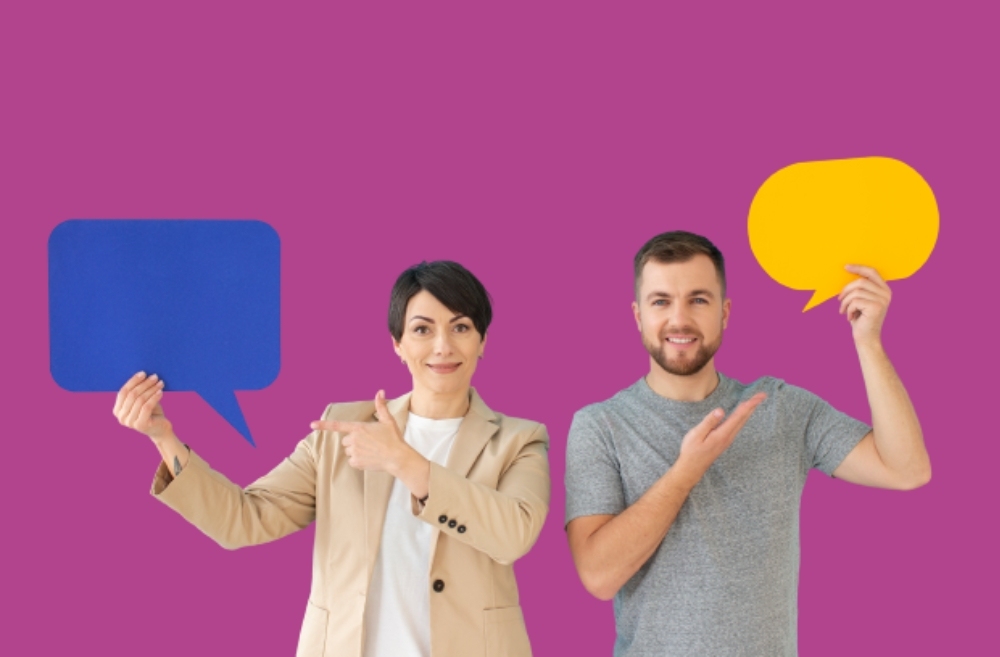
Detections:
565,231,930,657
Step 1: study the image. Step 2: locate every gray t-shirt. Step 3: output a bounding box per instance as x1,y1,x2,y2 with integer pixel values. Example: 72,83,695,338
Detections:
565,373,871,657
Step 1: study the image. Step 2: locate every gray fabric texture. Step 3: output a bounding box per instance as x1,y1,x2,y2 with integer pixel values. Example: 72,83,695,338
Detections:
565,373,871,657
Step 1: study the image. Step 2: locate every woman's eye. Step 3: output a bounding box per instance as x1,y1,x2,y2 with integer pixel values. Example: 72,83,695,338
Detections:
414,326,429,334
455,324,470,333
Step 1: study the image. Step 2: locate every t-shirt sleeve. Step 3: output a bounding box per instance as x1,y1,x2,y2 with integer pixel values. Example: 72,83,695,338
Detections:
787,384,872,476
564,406,627,526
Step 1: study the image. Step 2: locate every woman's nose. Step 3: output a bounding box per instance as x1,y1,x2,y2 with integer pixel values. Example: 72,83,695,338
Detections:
433,332,453,355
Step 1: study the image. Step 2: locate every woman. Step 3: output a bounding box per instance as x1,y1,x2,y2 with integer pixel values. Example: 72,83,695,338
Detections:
114,261,550,657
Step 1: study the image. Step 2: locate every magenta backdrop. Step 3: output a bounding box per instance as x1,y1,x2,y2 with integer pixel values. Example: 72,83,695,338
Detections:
2,2,996,655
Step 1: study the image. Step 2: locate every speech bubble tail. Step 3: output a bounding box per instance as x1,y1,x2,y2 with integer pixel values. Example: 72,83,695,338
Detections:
802,289,836,312
198,389,256,447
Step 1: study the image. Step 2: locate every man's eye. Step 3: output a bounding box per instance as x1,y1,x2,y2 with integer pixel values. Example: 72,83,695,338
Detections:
693,298,708,305
652,300,666,306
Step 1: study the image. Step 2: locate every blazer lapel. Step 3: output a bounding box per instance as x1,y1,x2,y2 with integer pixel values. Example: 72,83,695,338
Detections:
428,388,499,566
363,392,412,576
444,388,500,477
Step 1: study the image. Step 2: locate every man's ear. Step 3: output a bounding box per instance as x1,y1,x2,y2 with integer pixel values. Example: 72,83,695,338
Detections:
722,298,731,330
632,301,642,332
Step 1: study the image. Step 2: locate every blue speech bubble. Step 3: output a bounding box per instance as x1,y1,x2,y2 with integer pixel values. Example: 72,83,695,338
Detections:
48,220,280,446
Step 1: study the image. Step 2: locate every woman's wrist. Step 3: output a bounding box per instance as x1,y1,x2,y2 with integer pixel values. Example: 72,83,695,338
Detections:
392,446,431,501
148,424,177,448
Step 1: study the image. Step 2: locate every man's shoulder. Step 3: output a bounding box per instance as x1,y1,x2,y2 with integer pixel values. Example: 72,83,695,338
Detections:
567,381,653,445
726,374,829,416
727,373,813,398
572,379,645,421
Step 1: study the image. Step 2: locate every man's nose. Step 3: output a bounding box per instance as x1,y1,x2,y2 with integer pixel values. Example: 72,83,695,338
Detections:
666,303,691,327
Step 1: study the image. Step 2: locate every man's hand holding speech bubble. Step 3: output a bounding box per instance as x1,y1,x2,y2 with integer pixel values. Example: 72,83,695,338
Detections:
838,264,892,349
747,156,933,491
749,156,938,312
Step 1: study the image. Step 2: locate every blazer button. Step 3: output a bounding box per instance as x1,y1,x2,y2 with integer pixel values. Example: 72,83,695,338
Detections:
433,579,445,593
438,515,448,524
448,519,457,528
457,525,466,533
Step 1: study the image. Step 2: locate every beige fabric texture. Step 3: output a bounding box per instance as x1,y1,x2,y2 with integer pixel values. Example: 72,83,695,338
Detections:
151,389,550,657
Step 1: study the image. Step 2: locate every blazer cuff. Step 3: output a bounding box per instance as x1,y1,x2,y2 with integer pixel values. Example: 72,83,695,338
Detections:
411,462,468,535
150,446,207,501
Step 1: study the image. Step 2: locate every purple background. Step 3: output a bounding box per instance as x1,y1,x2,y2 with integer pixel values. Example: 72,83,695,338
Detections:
2,2,996,655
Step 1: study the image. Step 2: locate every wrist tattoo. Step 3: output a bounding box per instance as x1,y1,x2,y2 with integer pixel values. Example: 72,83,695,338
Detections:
173,455,183,477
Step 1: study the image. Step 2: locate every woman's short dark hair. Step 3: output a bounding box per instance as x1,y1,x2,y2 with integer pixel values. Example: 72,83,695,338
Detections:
388,261,493,342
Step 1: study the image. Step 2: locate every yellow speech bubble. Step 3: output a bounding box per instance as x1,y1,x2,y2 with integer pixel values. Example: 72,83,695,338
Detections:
748,156,939,311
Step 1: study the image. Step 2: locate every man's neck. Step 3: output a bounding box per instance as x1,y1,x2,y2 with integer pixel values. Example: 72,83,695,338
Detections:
645,360,721,402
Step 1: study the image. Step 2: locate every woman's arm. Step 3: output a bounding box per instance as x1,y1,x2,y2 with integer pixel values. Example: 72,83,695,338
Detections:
415,424,550,565
151,436,318,550
311,392,551,564
115,372,318,549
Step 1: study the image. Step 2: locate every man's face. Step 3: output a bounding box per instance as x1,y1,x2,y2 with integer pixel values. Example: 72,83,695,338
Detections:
632,255,730,376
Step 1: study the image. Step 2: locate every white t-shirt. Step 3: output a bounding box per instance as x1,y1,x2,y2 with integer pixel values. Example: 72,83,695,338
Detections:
362,413,462,657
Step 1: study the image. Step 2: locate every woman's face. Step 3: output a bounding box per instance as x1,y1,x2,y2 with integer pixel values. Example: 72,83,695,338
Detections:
394,290,485,398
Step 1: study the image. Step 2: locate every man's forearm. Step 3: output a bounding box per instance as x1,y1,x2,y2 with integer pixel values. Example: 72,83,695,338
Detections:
857,341,931,486
577,460,700,600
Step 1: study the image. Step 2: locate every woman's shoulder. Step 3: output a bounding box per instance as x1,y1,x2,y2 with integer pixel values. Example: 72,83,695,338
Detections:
493,412,548,444
319,400,377,422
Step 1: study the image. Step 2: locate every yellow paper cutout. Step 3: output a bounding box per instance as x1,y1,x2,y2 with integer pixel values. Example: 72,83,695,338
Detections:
748,156,939,311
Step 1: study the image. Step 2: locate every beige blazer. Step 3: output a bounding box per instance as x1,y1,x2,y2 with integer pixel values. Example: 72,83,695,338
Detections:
151,389,550,657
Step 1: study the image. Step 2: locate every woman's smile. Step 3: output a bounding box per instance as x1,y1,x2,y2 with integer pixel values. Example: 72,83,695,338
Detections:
427,362,462,374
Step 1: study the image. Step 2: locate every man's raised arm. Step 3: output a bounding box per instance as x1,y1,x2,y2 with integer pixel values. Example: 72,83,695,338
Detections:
831,265,931,489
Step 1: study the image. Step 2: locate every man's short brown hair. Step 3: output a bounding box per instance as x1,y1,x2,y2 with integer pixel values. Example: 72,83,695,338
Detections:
633,231,727,298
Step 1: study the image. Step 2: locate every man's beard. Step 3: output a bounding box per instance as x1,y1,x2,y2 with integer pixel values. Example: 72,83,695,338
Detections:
643,328,722,376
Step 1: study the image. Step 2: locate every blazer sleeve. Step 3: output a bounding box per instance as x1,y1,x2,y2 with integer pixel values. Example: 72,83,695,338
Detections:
413,422,550,565
149,407,330,550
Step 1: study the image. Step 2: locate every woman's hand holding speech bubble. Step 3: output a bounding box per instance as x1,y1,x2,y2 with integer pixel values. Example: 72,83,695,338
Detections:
50,220,280,447
114,371,189,478
114,372,171,441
